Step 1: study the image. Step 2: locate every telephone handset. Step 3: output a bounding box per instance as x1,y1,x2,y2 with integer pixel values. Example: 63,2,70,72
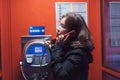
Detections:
62,30,76,42
51,30,76,43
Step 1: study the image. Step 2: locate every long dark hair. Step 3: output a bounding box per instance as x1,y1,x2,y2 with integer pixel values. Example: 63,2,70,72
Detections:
61,12,94,52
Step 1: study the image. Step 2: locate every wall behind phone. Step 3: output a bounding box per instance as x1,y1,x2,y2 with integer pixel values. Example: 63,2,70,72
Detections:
10,0,56,80
1,0,101,80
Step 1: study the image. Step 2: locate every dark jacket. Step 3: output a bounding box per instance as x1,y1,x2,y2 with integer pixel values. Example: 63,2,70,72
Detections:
50,43,92,80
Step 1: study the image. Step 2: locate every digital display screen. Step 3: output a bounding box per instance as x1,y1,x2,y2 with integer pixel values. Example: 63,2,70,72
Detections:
26,43,48,54
35,47,42,53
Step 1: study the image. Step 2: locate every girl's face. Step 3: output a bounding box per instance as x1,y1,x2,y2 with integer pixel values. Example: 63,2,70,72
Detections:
57,17,68,36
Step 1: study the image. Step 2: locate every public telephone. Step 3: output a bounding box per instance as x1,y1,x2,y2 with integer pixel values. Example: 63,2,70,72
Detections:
20,35,52,80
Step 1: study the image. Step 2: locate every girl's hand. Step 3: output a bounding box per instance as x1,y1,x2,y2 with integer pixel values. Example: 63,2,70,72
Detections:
56,34,70,46
45,40,52,48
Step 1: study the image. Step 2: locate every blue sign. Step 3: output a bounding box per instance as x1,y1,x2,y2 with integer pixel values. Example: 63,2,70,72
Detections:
29,26,45,35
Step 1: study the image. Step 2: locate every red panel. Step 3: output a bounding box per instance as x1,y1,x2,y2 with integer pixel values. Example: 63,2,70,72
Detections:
103,67,120,78
0,0,1,76
88,0,102,80
0,0,2,78
1,0,12,80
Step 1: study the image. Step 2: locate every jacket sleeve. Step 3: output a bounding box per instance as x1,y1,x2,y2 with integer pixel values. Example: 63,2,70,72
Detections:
51,44,86,80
